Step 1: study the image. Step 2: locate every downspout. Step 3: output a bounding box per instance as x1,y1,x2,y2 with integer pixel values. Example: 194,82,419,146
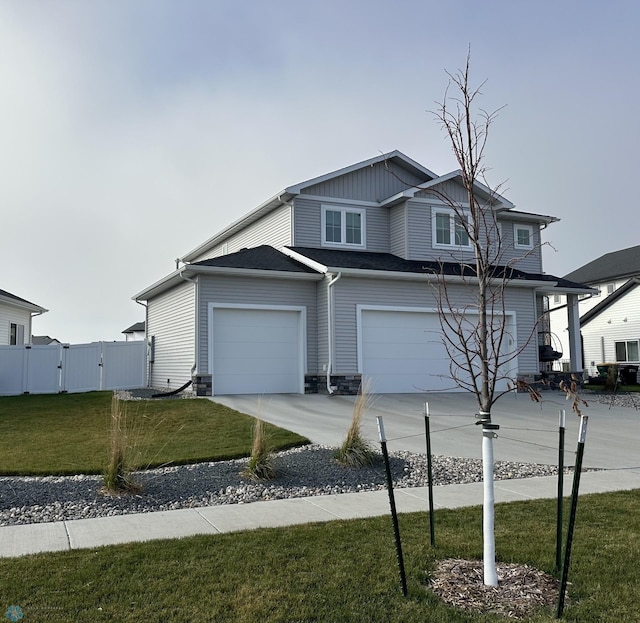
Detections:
326,272,342,394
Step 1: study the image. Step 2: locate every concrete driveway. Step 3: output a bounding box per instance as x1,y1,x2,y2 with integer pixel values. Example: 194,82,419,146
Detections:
212,392,640,471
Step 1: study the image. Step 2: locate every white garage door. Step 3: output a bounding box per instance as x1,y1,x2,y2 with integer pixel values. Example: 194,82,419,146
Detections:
361,309,457,393
360,309,513,394
211,307,303,395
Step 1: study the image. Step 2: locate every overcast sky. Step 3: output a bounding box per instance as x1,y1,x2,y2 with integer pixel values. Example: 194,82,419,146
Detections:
2,1,638,344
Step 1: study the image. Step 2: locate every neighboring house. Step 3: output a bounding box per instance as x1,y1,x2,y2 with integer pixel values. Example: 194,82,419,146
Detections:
31,335,61,346
134,151,590,396
122,321,146,342
549,244,640,377
0,289,48,345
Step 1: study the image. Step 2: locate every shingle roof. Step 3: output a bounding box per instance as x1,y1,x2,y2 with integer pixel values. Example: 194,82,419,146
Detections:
123,322,145,333
192,245,319,273
0,288,46,311
563,244,640,284
287,246,589,290
0,288,38,307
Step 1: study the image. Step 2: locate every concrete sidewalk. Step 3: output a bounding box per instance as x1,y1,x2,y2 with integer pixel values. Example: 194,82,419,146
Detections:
2,468,639,559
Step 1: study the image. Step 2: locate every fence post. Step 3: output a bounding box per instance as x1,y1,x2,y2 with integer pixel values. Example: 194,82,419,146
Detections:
556,415,588,618
377,416,407,597
424,402,436,548
556,409,566,572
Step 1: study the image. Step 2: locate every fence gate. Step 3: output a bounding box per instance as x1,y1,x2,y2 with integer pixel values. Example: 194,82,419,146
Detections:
0,341,146,396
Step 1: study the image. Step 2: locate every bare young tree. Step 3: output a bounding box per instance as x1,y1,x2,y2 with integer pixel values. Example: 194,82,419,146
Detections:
428,52,534,586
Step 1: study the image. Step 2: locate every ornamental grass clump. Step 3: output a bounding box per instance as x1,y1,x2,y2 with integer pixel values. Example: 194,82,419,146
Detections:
335,381,376,468
242,418,276,481
103,393,141,494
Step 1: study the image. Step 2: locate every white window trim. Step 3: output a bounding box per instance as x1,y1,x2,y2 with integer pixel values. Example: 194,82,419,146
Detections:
513,223,534,250
431,207,472,250
615,339,639,363
321,205,366,249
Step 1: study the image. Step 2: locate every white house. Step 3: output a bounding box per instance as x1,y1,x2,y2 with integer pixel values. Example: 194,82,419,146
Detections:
134,151,590,396
0,289,48,345
122,321,146,342
548,244,640,377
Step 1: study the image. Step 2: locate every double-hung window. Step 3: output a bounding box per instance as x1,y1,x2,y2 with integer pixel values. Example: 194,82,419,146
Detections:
322,206,365,248
615,340,639,362
513,224,533,249
432,208,470,249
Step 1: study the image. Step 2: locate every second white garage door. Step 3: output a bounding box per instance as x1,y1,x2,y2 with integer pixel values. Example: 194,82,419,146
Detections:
211,306,304,395
360,309,467,393
360,308,514,394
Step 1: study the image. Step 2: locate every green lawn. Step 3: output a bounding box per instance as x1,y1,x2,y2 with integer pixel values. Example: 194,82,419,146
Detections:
0,490,638,621
0,392,309,475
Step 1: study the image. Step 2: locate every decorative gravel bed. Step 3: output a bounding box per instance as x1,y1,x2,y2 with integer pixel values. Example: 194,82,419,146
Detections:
0,445,567,527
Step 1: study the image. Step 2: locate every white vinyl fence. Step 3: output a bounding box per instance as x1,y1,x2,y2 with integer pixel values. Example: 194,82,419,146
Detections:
0,341,146,396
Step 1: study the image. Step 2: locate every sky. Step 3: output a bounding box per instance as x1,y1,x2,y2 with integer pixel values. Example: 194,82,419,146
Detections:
1,1,639,344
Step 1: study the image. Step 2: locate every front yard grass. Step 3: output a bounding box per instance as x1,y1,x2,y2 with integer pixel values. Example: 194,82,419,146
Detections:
0,490,638,621
0,392,309,475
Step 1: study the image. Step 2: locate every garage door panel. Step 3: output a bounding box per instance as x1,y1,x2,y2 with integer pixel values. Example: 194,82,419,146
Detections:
216,356,300,375
215,326,298,344
213,374,296,395
211,308,302,395
363,342,444,361
214,340,297,360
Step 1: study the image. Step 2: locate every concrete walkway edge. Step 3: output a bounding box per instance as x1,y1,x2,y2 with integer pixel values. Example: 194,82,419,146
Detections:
2,469,639,558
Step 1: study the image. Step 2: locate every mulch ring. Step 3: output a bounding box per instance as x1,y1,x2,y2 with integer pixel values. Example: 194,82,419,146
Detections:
427,558,563,619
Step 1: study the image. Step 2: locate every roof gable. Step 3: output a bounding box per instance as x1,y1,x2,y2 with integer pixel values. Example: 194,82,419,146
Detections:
564,244,640,284
288,151,437,195
580,277,640,325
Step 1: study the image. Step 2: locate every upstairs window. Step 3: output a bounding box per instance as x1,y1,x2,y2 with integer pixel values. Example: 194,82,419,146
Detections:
514,224,533,249
322,206,365,248
616,340,639,362
606,283,616,295
432,208,470,249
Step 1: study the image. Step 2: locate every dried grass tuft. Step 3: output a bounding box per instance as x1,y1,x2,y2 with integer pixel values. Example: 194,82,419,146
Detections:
103,393,141,494
242,418,276,481
335,380,376,467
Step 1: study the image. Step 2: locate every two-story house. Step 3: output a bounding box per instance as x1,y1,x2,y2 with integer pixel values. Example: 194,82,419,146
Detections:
134,151,590,396
548,244,640,378
0,289,48,345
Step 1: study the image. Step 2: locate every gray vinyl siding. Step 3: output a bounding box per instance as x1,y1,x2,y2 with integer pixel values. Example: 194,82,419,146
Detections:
147,281,196,389
190,204,292,262
416,179,469,204
293,197,390,252
496,220,543,273
331,276,538,377
389,205,407,257
301,160,426,202
317,279,328,372
197,274,318,374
